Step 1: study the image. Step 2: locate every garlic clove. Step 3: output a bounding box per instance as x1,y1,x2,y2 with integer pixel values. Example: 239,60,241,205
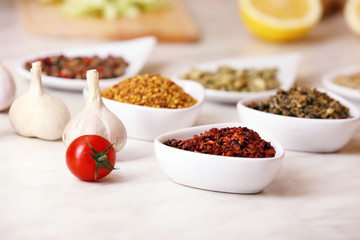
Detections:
62,69,127,152
9,61,71,140
0,61,16,111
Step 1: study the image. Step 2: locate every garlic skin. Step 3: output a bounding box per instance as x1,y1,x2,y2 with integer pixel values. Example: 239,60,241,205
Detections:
0,61,16,111
62,69,127,152
9,61,71,140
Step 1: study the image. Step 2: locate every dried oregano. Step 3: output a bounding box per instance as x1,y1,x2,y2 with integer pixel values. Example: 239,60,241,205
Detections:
247,86,350,119
180,66,279,92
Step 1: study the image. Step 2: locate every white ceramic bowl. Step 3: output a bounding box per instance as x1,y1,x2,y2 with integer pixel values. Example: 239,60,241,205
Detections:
154,122,285,194
321,65,360,103
17,36,157,91
84,79,205,141
171,52,301,103
237,90,360,153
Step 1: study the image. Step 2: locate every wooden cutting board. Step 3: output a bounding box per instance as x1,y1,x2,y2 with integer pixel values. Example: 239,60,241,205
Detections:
16,0,200,42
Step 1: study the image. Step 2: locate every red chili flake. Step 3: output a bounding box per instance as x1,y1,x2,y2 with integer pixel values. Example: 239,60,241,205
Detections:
84,57,92,66
163,126,276,158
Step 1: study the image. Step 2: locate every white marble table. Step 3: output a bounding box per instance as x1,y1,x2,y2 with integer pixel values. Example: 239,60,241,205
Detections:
1,1,360,239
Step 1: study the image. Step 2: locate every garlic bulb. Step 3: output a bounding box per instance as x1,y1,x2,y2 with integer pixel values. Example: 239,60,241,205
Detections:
9,61,71,140
0,61,16,111
62,69,127,152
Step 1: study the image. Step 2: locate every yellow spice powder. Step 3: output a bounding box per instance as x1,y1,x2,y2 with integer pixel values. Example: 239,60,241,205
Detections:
101,74,197,109
334,72,360,90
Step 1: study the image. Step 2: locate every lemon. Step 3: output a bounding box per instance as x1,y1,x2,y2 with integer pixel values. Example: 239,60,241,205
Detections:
345,0,360,36
238,0,323,42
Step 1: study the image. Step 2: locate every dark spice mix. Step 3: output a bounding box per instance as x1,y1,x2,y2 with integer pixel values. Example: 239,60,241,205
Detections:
25,55,128,79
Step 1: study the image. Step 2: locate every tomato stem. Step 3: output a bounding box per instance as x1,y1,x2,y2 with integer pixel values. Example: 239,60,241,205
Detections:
98,155,108,161
86,137,117,180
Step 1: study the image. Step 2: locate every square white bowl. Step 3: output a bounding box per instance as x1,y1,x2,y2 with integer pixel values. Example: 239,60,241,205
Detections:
154,122,285,194
17,36,157,91
237,90,360,152
171,52,301,103
321,65,360,103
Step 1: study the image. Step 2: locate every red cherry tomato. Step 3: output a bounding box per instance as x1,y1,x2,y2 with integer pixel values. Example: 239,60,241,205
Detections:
66,135,116,181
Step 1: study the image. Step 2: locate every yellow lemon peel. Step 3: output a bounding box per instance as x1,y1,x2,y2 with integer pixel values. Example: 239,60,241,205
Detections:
238,0,323,42
345,0,360,36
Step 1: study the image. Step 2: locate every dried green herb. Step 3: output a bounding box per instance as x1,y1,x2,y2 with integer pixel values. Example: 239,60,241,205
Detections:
180,66,279,92
247,86,350,119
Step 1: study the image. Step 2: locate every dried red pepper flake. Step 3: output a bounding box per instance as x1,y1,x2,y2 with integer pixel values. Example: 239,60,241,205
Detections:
163,126,276,158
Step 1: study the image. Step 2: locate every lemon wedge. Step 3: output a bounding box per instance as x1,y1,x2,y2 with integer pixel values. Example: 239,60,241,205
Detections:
238,0,323,42
345,0,360,36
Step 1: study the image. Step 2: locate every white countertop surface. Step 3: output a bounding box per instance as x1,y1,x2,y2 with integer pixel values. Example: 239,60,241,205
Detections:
1,1,360,239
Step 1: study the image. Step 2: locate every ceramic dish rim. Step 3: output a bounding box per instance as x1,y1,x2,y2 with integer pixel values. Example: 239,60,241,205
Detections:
321,65,360,100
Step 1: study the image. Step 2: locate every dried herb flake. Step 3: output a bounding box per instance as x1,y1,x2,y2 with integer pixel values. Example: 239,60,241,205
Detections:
247,86,350,119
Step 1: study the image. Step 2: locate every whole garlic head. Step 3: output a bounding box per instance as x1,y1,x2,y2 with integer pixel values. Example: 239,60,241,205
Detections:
0,61,16,111
9,61,71,140
62,69,127,152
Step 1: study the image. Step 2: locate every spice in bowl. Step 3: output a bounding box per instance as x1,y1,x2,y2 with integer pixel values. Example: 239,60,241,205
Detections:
247,86,350,119
25,55,128,79
180,66,280,92
101,74,197,109
333,72,360,90
163,126,276,158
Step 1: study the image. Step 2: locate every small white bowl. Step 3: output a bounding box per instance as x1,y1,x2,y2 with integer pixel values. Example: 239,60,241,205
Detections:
17,36,157,91
154,122,285,194
321,65,360,103
84,79,205,141
237,90,360,153
171,52,301,103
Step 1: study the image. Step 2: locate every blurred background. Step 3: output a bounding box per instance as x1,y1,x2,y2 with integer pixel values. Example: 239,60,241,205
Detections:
1,0,358,92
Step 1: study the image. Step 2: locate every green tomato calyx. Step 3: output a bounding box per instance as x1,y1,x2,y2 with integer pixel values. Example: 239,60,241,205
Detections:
86,138,117,180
